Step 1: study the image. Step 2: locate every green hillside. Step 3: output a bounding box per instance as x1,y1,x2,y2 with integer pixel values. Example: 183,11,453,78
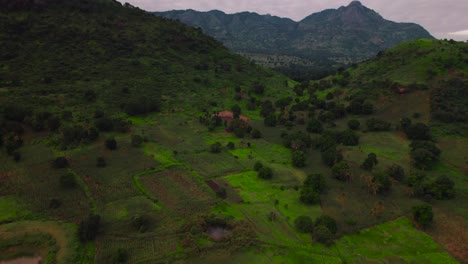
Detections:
0,1,466,264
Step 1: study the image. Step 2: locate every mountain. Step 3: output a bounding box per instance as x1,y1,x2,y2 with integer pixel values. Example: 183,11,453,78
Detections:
0,0,289,120
154,1,433,79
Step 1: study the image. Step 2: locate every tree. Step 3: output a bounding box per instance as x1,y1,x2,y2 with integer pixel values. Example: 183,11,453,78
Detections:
338,130,359,146
105,137,117,150
264,114,277,127
314,215,337,234
386,164,405,182
292,150,306,168
52,156,69,168
299,187,320,205
304,173,327,194
373,173,392,193
306,119,323,134
400,117,412,131
254,161,263,171
411,148,435,169
258,167,273,179
294,216,314,233
366,118,392,131
251,129,262,139
226,142,235,150
430,175,455,200
231,105,241,119
115,248,129,263
78,214,101,242
412,205,433,228
348,119,360,130
312,225,334,246
332,161,351,181
60,172,77,189
361,153,378,171
406,123,431,140
210,142,222,153
321,148,342,167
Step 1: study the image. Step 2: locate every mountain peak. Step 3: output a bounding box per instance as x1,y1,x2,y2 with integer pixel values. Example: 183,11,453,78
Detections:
348,1,363,7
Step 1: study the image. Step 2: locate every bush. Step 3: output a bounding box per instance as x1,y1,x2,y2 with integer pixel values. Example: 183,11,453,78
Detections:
303,173,327,194
411,148,435,169
226,142,235,150
294,216,314,233
306,119,323,134
373,173,392,193
105,138,117,150
366,118,392,131
251,129,262,139
338,130,359,146
386,164,405,181
361,153,378,171
115,248,129,263
210,142,222,153
52,156,69,168
348,119,360,130
95,117,114,132
60,172,77,189
332,161,351,181
299,187,320,205
412,205,433,228
321,148,342,167
314,215,337,234
258,167,273,179
312,225,334,246
292,150,306,168
78,214,101,242
254,161,263,171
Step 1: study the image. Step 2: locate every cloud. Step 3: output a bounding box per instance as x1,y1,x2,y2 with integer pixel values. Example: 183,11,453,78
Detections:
448,30,468,36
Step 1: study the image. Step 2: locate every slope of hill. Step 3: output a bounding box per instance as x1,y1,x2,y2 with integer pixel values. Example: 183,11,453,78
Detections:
155,1,433,79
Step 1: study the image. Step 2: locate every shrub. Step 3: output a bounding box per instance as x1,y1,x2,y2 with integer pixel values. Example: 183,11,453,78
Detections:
314,215,337,234
254,161,263,171
332,161,351,181
115,248,129,263
251,129,262,139
348,119,360,130
366,118,392,131
210,142,222,153
373,173,392,193
226,142,235,149
406,123,431,140
304,173,327,194
292,150,306,168
52,156,69,168
78,214,101,242
60,172,77,189
258,167,273,179
306,118,323,134
299,187,320,205
361,153,378,171
105,138,117,150
321,148,342,167
338,130,359,146
312,225,334,246
412,205,433,228
386,164,405,181
294,216,314,233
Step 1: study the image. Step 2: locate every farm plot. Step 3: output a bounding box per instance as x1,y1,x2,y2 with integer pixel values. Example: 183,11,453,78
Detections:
178,151,245,178
140,167,217,218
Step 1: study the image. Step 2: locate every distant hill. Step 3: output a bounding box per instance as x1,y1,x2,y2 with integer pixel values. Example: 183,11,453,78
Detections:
155,1,433,80
0,0,289,119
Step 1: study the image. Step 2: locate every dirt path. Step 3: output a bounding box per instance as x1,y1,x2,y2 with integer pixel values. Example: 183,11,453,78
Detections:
0,221,74,263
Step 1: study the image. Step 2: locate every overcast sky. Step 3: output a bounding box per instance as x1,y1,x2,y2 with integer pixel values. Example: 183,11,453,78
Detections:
119,0,468,41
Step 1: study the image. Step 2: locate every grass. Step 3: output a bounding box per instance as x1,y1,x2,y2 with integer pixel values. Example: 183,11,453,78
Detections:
0,196,37,223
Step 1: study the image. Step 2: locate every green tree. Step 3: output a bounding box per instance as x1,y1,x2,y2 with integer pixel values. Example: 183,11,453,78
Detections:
52,156,69,168
348,119,360,130
292,150,306,168
231,105,241,119
321,147,343,167
306,118,323,134
411,148,435,169
254,161,263,171
312,225,334,246
406,123,431,140
105,137,117,150
412,205,433,228
131,134,143,147
210,142,222,153
251,129,262,139
361,153,378,171
60,172,77,189
332,161,351,181
299,187,320,205
304,173,327,194
78,214,101,242
314,215,337,234
386,164,405,181
294,216,314,233
258,167,273,179
373,173,392,193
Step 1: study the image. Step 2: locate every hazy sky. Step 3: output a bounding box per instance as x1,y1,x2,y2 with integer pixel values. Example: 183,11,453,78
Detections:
119,0,468,41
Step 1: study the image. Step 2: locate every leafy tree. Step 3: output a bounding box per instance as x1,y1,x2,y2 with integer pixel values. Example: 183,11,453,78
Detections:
338,130,359,146
314,215,337,234
348,119,360,130
361,153,378,171
115,248,129,263
251,129,262,139
400,117,412,131
299,187,320,205
258,167,273,179
406,123,431,140
283,131,312,151
312,225,334,246
253,161,263,171
366,118,392,131
303,173,327,194
105,138,117,150
386,164,405,181
52,156,69,168
373,173,392,193
321,147,342,167
292,150,306,168
294,216,314,233
95,117,114,132
430,175,455,200
306,118,323,134
412,205,433,228
316,133,337,152
411,148,435,169
226,142,235,150
78,214,101,242
231,105,241,119
332,161,351,181
264,114,277,127
210,142,222,153
260,100,275,117
60,172,77,189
